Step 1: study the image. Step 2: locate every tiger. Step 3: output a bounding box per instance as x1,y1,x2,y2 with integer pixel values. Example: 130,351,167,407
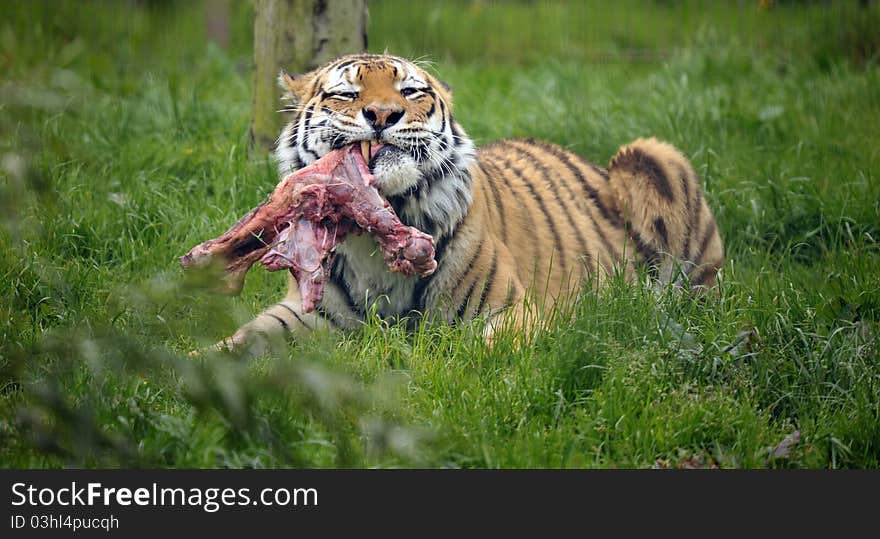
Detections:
213,53,723,354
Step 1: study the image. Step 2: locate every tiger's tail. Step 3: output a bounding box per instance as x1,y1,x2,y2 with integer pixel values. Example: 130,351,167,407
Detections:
607,137,723,288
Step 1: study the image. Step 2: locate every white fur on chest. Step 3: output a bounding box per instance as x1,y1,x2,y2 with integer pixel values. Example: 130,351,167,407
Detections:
335,234,418,316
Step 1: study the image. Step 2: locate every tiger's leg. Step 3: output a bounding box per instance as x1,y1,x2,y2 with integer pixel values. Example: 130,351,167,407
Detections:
606,137,724,289
476,248,594,346
483,302,534,347
476,276,555,347
483,292,585,347
199,273,337,356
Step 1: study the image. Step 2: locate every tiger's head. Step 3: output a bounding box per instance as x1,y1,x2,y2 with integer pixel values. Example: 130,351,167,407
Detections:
274,54,476,237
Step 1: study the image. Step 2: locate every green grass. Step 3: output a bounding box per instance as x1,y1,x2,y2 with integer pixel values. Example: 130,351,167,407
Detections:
1,0,879,468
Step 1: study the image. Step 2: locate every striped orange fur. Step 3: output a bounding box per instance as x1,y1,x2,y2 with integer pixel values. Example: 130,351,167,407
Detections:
211,54,723,353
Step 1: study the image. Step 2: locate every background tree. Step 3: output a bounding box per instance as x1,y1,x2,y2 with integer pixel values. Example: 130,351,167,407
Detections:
250,0,368,153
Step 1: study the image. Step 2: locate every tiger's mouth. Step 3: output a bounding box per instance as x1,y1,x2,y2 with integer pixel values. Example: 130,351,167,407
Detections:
359,140,386,163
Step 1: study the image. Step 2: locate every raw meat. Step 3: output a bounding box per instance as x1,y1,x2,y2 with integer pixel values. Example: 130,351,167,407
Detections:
180,144,436,312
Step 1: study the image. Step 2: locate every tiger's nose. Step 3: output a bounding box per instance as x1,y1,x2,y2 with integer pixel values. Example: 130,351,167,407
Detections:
363,105,404,130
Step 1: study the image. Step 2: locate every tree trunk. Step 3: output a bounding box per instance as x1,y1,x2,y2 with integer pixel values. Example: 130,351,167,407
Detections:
250,0,368,153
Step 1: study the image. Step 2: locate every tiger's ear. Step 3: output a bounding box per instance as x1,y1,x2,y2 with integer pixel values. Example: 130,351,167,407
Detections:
437,79,452,93
278,69,309,105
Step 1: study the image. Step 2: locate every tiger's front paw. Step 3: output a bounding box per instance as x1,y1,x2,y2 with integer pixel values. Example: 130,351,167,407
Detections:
188,327,271,358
